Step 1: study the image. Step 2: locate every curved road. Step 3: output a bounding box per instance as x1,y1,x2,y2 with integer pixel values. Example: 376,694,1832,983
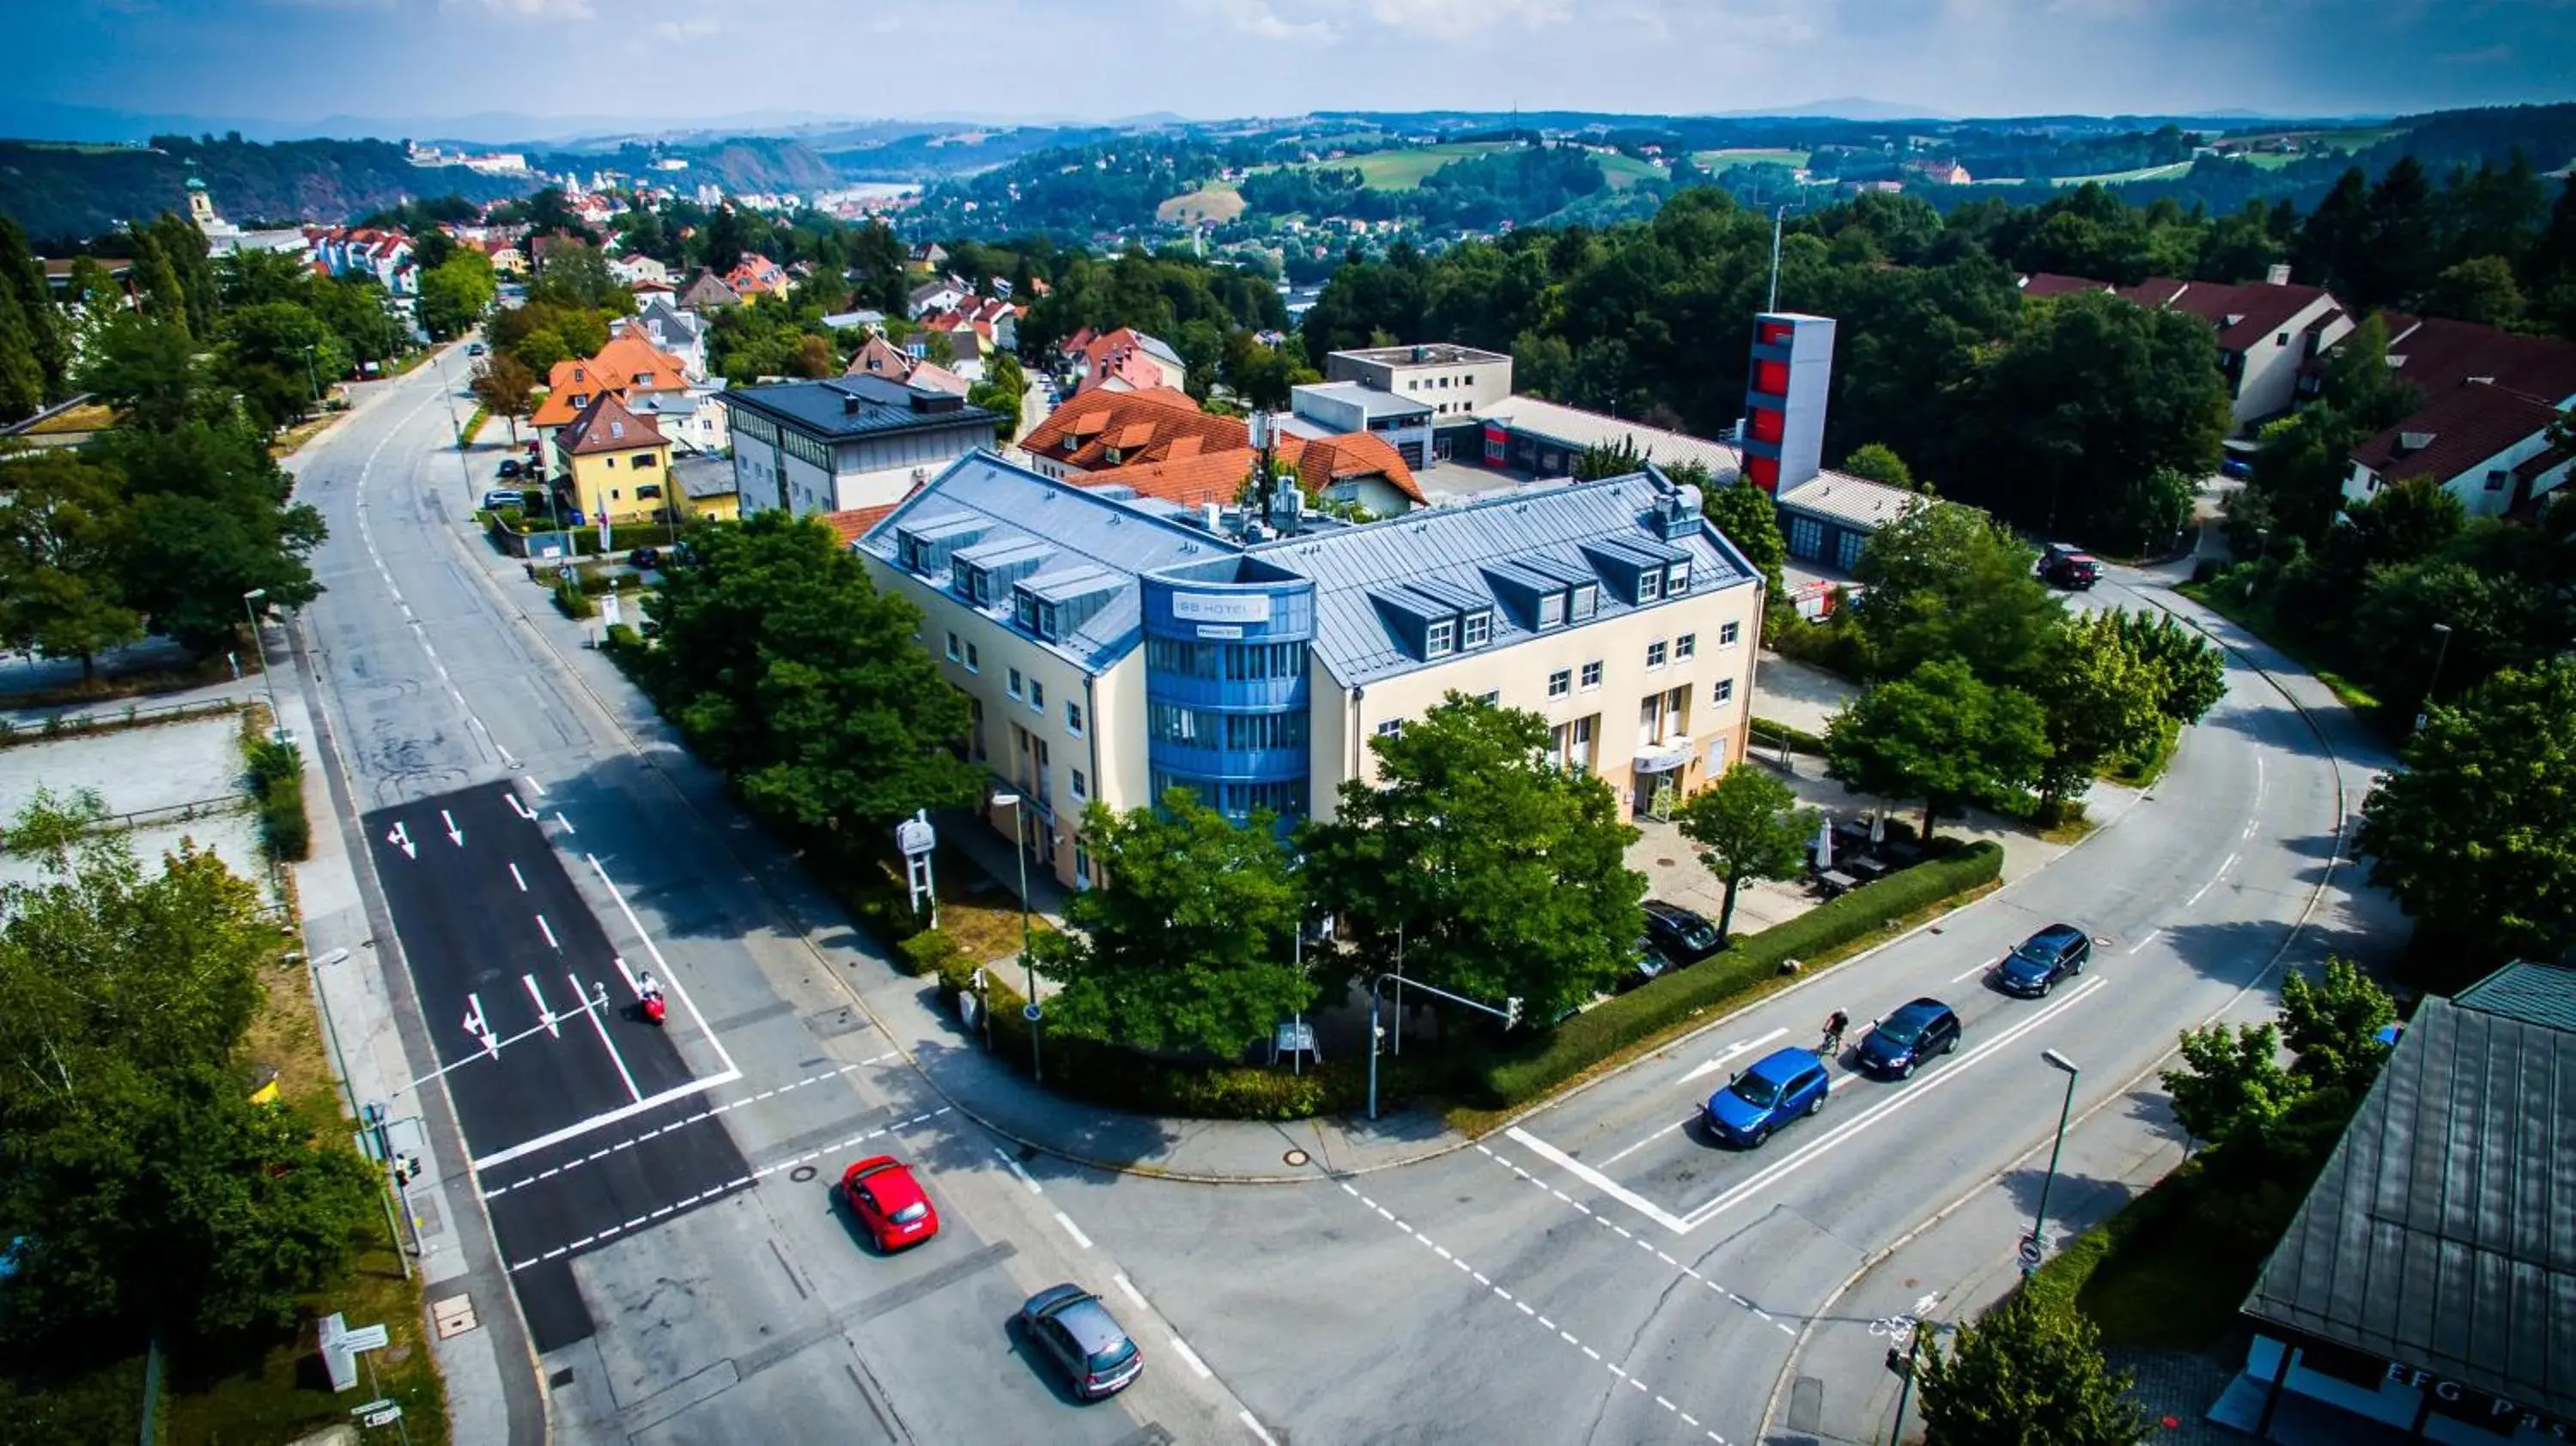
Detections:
295,351,2368,1445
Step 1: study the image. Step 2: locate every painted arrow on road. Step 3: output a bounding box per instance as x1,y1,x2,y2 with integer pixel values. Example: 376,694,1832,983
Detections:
386,820,415,860
1680,1027,1785,1084
440,809,465,848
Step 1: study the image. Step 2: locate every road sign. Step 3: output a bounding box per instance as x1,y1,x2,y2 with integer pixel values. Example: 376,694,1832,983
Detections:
2018,1233,2044,1267
1023,1003,1043,1024
557,564,575,583
358,1401,404,1427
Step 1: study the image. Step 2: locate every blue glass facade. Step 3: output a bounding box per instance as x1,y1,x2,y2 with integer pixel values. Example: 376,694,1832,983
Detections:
1140,558,1316,824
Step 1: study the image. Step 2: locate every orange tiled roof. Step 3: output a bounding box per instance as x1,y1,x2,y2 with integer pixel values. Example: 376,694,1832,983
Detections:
590,334,690,392
1087,448,1267,509
532,357,629,428
1294,430,1425,504
1021,388,1246,472
556,390,669,457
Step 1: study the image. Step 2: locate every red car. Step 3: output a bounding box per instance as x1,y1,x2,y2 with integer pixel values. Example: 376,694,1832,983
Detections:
841,1156,939,1250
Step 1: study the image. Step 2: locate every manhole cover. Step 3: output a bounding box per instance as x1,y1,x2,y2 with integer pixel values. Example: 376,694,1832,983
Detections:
1283,1149,1310,1167
790,1164,818,1183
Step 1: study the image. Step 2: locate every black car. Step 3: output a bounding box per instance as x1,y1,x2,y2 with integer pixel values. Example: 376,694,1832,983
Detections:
497,459,523,479
1995,923,2093,997
1642,900,1722,963
1018,1285,1143,1400
627,547,663,571
1856,998,1962,1078
2038,544,2101,590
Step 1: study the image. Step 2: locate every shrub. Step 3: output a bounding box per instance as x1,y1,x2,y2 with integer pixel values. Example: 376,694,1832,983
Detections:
896,928,966,979
1750,715,1829,755
1478,841,2003,1107
552,579,595,618
602,622,643,653
244,738,311,863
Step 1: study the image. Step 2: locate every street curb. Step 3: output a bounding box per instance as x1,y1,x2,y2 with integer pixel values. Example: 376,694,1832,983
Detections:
1753,571,2354,1446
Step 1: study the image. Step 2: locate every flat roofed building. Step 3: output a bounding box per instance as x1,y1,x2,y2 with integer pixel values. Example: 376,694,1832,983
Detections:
1325,343,1515,418
854,454,1764,890
721,375,1002,517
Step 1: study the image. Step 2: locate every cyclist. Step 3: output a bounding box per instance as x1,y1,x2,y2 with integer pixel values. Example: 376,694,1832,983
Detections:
1822,1009,1851,1055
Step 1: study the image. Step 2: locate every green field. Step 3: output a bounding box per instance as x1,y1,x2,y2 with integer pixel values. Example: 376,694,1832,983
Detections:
1692,147,1812,170
1156,181,1245,223
2051,160,2196,186
1341,141,1516,189
1598,152,1668,189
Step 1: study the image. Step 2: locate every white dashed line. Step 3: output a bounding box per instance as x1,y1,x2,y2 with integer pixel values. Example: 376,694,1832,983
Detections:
1113,1273,1150,1309
1239,1409,1279,1445
996,1150,1042,1194
1167,1335,1213,1379
1053,1212,1093,1250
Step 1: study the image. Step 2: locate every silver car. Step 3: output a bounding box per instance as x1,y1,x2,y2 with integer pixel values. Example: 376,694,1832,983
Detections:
1018,1284,1143,1400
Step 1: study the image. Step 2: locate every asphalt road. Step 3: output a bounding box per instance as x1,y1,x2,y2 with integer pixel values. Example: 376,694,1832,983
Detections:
295,355,1264,1443
295,353,2359,1446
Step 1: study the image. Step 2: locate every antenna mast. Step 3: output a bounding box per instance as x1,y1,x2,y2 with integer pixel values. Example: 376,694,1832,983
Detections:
1767,206,1785,313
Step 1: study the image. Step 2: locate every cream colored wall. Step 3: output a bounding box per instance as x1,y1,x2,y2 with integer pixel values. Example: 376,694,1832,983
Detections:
1087,654,1152,814
566,444,674,524
1316,580,1762,816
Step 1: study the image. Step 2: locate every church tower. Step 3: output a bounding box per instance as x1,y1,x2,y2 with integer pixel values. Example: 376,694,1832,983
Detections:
185,163,219,229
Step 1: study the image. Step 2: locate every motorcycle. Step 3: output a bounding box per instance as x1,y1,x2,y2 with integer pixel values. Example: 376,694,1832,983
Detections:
637,969,667,1026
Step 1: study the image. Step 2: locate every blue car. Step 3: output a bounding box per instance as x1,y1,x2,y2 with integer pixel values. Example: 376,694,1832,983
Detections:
1704,1047,1831,1148
1994,924,2093,998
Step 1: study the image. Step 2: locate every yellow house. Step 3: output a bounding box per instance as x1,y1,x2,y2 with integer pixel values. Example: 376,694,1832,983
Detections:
672,456,742,523
551,391,674,526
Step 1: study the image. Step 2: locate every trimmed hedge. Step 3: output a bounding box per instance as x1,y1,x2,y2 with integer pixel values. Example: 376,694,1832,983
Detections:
245,737,311,862
552,579,595,618
1477,841,2003,1107
1751,715,1829,755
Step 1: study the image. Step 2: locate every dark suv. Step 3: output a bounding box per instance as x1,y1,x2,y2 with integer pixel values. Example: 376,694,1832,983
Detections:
2038,544,2101,590
1856,998,1962,1078
1018,1285,1142,1400
1642,900,1722,963
1995,924,2092,997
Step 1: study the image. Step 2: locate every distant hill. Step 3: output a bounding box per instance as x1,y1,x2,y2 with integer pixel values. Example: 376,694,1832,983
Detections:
530,136,841,193
0,133,538,243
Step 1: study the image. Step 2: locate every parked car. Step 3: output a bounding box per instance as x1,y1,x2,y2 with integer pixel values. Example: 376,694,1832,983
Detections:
1855,998,1962,1079
480,488,526,513
1704,1046,1830,1147
840,1156,939,1251
1617,935,1668,993
1994,923,2093,997
466,342,486,355
2038,544,2100,590
627,547,663,571
1642,900,1722,963
497,459,523,479
1018,1285,1143,1400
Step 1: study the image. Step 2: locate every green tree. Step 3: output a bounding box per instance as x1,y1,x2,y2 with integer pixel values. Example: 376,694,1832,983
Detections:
471,350,538,447
2422,255,2525,327
0,216,67,419
2030,610,2167,809
418,248,499,339
1301,695,1646,1022
75,310,209,434
1030,793,1315,1056
88,420,328,655
1914,1291,2148,1446
1698,475,1787,604
638,510,982,831
0,451,143,679
1826,658,2050,838
532,239,626,313
1853,503,2064,689
1837,442,1919,492
2277,957,2396,1101
1571,435,1646,480
2108,610,2226,724
222,300,349,431
2162,1020,2298,1145
1674,764,1817,942
2355,659,2576,971
968,350,1027,440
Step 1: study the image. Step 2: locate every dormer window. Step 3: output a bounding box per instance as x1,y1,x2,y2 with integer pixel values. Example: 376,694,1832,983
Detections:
1425,617,1455,659
1571,582,1598,621
1537,592,1565,630
1461,611,1492,649
1636,568,1662,604
1664,562,1689,594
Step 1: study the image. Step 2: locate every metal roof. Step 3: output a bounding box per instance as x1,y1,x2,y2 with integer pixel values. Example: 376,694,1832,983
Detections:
854,452,1229,674
1294,381,1432,422
1472,396,1745,482
1774,471,1929,532
2454,960,2576,1035
2241,989,2576,1421
722,375,999,441
1251,474,1759,688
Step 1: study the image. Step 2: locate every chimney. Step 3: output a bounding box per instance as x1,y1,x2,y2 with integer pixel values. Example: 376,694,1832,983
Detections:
1202,501,1221,532
2265,264,2292,287
843,392,861,414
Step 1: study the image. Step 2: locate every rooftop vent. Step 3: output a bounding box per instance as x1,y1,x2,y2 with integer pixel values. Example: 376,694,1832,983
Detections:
843,392,862,414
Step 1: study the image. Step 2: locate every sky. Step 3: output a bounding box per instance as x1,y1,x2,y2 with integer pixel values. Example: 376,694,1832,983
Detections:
10,0,2573,138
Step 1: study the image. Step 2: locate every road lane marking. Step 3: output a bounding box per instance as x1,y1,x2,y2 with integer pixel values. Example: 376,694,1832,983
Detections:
508,862,527,892
1053,1212,1092,1249
1503,1128,1692,1234
1949,960,1992,983
996,1149,1042,1194
1113,1273,1149,1309
1167,1335,1212,1378
1678,1028,1784,1084
572,973,642,1102
1678,976,2109,1230
522,974,561,1037
534,914,559,950
2127,928,2164,955
527,776,546,796
469,1067,743,1170
586,854,737,1078
556,811,576,833
1239,1410,1279,1446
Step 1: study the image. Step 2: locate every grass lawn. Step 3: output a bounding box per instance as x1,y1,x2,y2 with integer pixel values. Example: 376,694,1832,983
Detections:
2176,581,2385,714
1598,153,1668,190
1345,141,1514,189
1692,147,1811,170
463,404,490,443
1156,183,1245,223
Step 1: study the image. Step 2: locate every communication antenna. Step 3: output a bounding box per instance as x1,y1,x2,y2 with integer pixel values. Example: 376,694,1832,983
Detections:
1767,205,1785,313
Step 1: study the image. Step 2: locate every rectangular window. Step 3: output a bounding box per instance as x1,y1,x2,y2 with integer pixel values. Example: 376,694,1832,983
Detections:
963,642,980,673
1030,679,1045,711
1376,720,1402,738
1149,703,1209,745
1636,568,1662,604
1071,769,1088,800
1719,620,1741,647
1548,669,1571,699
1580,660,1602,690
1646,641,1668,669
1665,562,1689,594
945,631,961,662
1066,702,1084,736
1462,611,1492,648
1675,633,1697,660
1537,592,1566,630
1224,713,1308,750
1074,843,1092,888
1639,694,1666,747
1476,690,1499,707
1714,677,1735,704
1034,739,1052,807
1571,582,1599,621
1668,684,1692,736
968,696,986,762
1425,617,1455,659
635,454,660,471
1007,667,1024,700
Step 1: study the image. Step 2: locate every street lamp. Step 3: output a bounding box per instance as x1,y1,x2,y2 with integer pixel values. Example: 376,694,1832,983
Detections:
2025,1048,2081,1270
299,343,321,411
241,587,281,737
2419,623,2454,731
989,791,1042,1084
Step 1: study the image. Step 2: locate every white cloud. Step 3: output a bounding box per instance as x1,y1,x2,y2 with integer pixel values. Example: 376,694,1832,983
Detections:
1184,0,1340,42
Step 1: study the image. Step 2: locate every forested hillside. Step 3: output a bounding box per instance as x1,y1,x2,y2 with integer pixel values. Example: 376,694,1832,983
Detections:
0,134,538,243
